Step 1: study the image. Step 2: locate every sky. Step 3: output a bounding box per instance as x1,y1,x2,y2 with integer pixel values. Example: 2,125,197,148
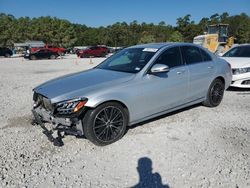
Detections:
0,0,249,27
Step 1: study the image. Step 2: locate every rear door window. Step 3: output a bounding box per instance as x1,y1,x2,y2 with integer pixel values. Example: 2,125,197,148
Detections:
181,46,203,64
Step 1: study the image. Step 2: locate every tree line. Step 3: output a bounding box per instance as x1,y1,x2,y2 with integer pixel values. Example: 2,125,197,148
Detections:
0,12,249,48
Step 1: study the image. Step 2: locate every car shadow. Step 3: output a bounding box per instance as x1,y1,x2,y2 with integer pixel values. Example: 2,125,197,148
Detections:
128,103,201,131
132,157,170,188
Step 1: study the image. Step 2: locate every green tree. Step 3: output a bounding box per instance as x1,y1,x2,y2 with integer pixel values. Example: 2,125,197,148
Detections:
0,12,249,47
139,32,156,43
168,31,183,42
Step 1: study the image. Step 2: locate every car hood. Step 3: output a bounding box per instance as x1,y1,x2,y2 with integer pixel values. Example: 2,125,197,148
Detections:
221,57,250,68
34,68,135,103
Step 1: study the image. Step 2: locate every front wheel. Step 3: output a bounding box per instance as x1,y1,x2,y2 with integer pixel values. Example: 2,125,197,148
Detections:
100,53,106,57
50,55,56,59
58,52,65,56
4,53,11,58
82,102,128,146
30,55,36,60
203,78,225,107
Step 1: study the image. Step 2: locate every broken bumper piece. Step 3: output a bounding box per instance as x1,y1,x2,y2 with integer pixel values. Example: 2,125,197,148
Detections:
32,107,84,146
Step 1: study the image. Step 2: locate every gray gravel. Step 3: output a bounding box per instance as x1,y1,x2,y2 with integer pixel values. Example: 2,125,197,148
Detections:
0,55,249,188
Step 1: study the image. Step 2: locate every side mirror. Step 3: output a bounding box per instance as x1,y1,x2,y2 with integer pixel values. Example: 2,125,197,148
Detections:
150,64,169,74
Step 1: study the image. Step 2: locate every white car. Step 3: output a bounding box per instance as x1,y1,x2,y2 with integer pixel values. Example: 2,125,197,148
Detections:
221,44,250,88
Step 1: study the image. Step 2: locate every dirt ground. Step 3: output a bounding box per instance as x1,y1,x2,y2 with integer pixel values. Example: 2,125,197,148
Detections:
0,55,249,188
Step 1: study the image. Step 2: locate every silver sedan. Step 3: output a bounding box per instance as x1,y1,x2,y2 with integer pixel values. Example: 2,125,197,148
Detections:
32,43,232,146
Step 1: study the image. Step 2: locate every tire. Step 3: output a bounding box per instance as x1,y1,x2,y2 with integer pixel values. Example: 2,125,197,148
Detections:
82,102,128,146
50,55,56,59
84,54,90,58
203,78,225,107
4,53,11,58
101,53,106,57
30,55,36,60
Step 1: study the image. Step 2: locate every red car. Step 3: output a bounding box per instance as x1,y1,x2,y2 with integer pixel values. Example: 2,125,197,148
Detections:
31,44,66,55
77,46,109,58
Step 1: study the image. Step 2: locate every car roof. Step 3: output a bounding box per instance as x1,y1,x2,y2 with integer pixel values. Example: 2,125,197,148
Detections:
128,42,200,49
129,43,172,49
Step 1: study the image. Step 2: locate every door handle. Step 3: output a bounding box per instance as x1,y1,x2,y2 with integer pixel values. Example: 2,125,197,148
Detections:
208,66,214,69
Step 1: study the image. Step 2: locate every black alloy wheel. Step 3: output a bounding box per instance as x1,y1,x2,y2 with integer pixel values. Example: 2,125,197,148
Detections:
203,78,225,107
93,106,124,142
211,82,224,105
83,102,128,146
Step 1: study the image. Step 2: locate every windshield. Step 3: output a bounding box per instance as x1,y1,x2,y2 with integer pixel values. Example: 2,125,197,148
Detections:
208,26,218,34
96,48,157,73
223,46,250,57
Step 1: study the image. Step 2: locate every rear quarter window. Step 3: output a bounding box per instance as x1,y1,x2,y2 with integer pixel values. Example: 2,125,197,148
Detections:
200,48,212,61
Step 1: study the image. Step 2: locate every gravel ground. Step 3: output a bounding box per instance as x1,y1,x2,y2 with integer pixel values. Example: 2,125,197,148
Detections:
0,55,249,188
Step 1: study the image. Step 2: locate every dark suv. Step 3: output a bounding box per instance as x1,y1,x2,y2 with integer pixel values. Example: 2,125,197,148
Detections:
77,46,109,58
0,47,13,57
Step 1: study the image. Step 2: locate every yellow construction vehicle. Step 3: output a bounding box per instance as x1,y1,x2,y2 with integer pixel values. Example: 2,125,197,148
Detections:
193,24,235,55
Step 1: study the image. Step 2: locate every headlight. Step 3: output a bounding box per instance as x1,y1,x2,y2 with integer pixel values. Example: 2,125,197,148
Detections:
55,98,88,115
232,67,250,75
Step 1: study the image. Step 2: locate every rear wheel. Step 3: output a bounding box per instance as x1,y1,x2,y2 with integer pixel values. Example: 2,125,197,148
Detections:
4,53,11,58
81,54,89,58
83,102,128,146
203,78,225,107
50,54,56,59
30,55,36,60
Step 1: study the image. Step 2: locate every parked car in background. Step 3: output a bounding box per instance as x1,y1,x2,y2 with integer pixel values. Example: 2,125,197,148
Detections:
73,46,89,54
0,47,13,57
32,43,232,146
106,47,124,57
25,49,59,60
221,44,250,88
31,44,66,55
77,46,109,58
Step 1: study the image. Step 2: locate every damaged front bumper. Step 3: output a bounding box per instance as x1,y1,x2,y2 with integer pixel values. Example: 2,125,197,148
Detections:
32,106,84,137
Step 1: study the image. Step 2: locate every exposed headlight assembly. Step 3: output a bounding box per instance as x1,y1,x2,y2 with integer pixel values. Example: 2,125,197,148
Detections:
233,67,250,75
55,98,88,115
